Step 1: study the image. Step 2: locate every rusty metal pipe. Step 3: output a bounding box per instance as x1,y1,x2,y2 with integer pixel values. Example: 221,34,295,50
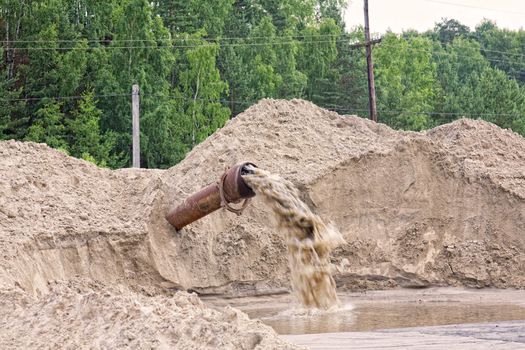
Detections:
166,162,257,230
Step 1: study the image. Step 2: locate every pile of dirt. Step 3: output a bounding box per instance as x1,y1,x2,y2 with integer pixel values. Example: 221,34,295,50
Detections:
154,99,525,291
0,140,165,294
0,99,524,346
0,140,299,348
0,280,297,349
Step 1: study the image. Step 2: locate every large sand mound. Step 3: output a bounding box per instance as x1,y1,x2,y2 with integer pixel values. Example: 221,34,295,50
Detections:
154,99,525,291
1,99,524,347
0,280,296,349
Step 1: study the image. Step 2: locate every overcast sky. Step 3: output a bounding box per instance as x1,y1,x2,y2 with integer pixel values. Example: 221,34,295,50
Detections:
344,0,525,34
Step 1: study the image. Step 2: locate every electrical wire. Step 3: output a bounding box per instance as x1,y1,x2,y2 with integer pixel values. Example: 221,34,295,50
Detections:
1,33,350,45
3,36,523,67
1,38,351,51
421,0,525,15
1,93,522,118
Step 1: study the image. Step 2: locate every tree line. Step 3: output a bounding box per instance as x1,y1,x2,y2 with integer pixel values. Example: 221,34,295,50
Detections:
1,0,524,168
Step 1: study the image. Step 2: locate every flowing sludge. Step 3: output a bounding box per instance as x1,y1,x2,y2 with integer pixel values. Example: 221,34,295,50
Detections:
242,166,344,309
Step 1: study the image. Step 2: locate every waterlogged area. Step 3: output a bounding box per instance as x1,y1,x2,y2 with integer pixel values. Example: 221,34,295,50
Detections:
204,288,525,335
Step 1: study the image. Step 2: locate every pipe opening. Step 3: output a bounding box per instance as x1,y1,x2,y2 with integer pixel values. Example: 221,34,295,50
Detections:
242,163,257,176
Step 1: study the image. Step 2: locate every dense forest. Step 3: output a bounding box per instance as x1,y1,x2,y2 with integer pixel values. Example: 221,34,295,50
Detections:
1,0,524,168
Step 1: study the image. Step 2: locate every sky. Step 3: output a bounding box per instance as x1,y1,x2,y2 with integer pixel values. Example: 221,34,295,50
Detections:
344,0,525,34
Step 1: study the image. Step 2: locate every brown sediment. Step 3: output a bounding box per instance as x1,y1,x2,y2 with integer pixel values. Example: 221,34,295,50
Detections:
242,166,344,309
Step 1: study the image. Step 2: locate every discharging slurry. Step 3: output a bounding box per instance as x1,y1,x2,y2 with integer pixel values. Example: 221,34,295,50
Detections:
242,166,344,309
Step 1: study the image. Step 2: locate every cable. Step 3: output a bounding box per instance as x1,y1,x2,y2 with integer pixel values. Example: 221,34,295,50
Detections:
2,38,351,51
338,108,523,118
0,93,132,103
4,34,524,59
470,47,524,59
375,42,525,67
322,104,523,117
2,33,350,45
4,36,523,67
0,93,255,106
421,0,525,15
2,93,522,118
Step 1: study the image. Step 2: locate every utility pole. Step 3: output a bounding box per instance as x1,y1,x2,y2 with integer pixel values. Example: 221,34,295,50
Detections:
364,0,377,122
132,84,140,168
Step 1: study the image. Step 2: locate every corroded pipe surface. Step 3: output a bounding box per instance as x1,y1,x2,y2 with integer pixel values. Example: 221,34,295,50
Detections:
165,162,256,230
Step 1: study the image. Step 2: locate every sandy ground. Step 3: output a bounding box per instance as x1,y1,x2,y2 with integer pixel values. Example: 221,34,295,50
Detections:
1,99,524,348
282,321,525,350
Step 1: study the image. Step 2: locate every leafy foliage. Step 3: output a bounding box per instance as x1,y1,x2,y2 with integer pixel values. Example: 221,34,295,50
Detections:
1,2,524,169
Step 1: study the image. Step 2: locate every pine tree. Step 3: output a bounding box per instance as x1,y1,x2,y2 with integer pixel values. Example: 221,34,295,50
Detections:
67,92,114,166
25,101,68,150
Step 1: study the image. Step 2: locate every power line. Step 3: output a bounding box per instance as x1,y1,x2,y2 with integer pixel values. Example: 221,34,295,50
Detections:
1,33,350,45
5,34,524,59
0,92,255,106
336,108,524,118
0,93,131,103
1,93,521,118
4,36,523,67
2,38,352,51
473,47,525,59
442,43,525,59
421,0,525,15
2,29,524,59
4,37,524,62
376,42,525,67
321,103,523,117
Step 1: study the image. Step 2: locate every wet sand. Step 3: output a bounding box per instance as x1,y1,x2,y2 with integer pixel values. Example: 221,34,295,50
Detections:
282,321,525,349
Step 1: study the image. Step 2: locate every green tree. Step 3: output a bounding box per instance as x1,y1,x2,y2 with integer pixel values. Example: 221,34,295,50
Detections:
474,20,525,83
25,101,68,150
333,27,369,116
468,67,525,131
432,38,489,124
178,38,230,147
141,98,189,168
67,92,114,166
297,18,341,106
434,18,470,44
374,33,438,130
91,0,177,168
243,17,283,102
275,29,307,99
0,49,27,139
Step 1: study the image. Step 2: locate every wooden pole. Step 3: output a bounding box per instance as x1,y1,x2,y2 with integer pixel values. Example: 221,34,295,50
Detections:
132,84,140,168
364,0,377,122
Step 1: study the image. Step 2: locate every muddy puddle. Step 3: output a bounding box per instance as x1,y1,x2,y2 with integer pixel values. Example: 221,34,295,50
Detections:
203,287,525,335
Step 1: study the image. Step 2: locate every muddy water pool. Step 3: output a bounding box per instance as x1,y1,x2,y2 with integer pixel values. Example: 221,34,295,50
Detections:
203,287,525,335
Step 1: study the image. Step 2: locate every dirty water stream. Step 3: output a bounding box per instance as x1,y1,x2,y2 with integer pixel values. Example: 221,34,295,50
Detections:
203,287,525,335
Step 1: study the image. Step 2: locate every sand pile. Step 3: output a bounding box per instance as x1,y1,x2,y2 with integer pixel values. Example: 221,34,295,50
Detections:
0,99,524,346
0,140,165,294
0,140,299,348
155,99,525,291
0,280,296,349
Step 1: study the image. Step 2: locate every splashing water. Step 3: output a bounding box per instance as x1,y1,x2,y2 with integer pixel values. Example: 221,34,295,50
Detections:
242,166,345,309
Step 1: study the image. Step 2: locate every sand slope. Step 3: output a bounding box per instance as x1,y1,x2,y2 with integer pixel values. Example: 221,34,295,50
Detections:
1,99,524,293
155,99,525,291
0,281,297,349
